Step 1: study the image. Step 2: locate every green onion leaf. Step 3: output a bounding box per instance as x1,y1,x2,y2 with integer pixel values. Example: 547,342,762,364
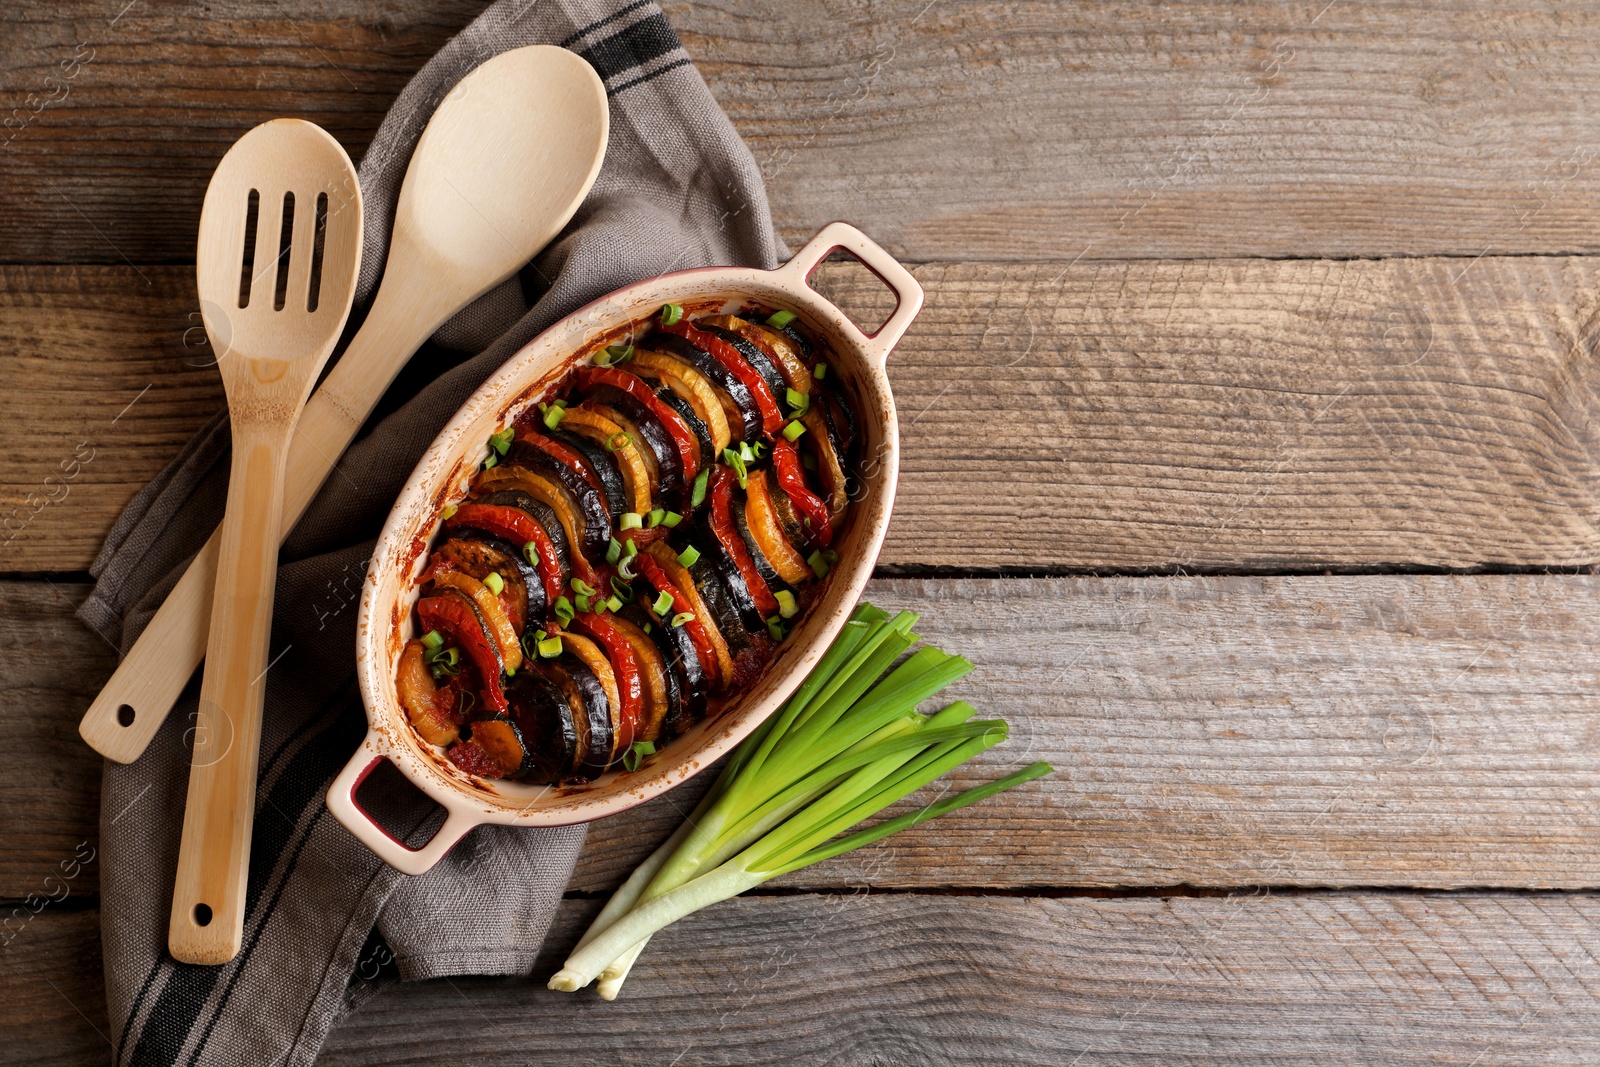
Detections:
420,630,444,651
647,508,666,528
801,452,817,471
721,447,748,489
670,611,695,629
611,575,633,600
606,538,623,565
483,571,505,597
766,309,796,329
663,510,683,528
489,427,515,455
607,431,633,452
783,420,806,442
652,590,674,616
607,343,635,364
576,593,591,613
606,594,624,613
677,544,701,568
785,387,808,413
554,596,575,626
775,589,798,619
660,303,684,326
483,453,499,469
807,550,831,578
691,467,711,507
738,440,755,463
523,541,539,567
642,621,653,634
812,362,828,381
766,615,785,642
441,503,458,521
623,740,657,773
543,404,565,430
571,578,597,597
537,635,563,659
620,512,643,531
624,538,639,558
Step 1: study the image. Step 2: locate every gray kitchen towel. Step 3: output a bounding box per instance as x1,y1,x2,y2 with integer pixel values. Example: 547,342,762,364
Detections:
78,2,783,1064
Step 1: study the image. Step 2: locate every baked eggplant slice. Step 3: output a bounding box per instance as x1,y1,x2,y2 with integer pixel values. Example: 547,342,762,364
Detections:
651,388,714,472
645,541,736,688
700,314,812,394
650,332,763,444
630,350,732,455
504,671,580,782
701,464,779,622
729,494,793,600
550,427,630,525
447,496,567,612
578,369,697,510
530,651,612,781
632,552,721,694
619,601,704,736
558,405,653,515
472,472,598,588
699,323,789,413
571,613,645,752
660,320,784,437
428,532,541,635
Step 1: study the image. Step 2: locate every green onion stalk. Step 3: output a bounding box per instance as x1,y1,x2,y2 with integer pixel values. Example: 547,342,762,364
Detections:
548,603,1053,997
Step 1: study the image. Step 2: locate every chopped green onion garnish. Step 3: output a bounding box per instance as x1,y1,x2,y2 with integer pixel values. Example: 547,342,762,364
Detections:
592,595,610,614
670,611,695,629
537,635,563,659
677,544,701,568
660,303,684,326
606,595,624,613
766,309,796,329
785,387,808,413
606,538,623,565
620,512,643,531
622,740,656,772
652,590,674,616
750,440,767,460
576,593,591,613
441,503,458,521
783,420,806,442
775,589,798,618
807,549,831,578
722,447,748,488
607,431,632,452
606,343,635,364
766,615,785,642
812,362,827,381
618,555,637,580
554,596,575,626
611,575,633,599
738,440,755,463
691,467,711,507
420,630,444,651
822,548,839,564
624,538,638,559
642,621,653,634
543,404,565,430
483,454,498,469
663,510,683,528
483,571,505,596
489,427,515,455
647,508,666,527
571,578,597,596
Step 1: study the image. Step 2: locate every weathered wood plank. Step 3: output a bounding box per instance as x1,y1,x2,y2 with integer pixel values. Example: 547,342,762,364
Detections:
18,575,1600,897
9,257,1600,573
316,892,1600,1066
7,1,1600,262
17,894,1600,1066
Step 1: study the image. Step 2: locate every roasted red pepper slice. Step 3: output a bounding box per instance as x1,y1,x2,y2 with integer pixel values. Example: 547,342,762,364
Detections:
769,439,833,548
446,502,564,617
575,366,700,482
662,320,785,437
708,465,779,616
571,613,644,753
633,553,720,689
416,591,508,714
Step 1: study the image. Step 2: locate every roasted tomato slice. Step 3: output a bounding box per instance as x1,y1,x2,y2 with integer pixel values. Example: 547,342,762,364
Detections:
428,570,523,672
769,439,833,548
427,533,540,635
704,464,779,618
578,368,699,510
576,367,700,479
473,474,599,590
416,589,508,714
445,501,565,619
571,612,645,753
660,320,785,437
604,611,672,745
698,323,790,413
633,552,721,690
649,332,763,444
700,314,813,394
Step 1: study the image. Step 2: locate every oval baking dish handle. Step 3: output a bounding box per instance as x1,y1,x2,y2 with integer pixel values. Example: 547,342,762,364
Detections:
775,221,924,369
326,731,485,876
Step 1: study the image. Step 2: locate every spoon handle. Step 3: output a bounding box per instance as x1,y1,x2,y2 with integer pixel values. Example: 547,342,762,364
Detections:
167,420,294,964
77,263,452,764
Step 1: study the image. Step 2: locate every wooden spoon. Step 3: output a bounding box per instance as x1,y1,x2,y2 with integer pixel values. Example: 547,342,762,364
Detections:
79,46,609,764
169,119,364,964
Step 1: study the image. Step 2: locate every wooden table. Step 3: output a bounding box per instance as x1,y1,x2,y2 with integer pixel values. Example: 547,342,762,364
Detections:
7,1,1600,1062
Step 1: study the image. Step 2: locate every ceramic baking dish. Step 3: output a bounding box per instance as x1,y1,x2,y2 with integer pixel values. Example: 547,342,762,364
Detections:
327,222,923,874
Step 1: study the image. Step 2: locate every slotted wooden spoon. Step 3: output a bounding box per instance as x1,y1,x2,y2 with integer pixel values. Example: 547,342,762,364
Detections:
168,119,363,965
78,46,609,764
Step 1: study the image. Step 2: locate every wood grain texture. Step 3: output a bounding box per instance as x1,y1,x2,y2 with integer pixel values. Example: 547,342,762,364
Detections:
317,892,1600,1066
0,910,109,1067
11,256,1600,573
8,1,1600,261
16,574,1600,897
